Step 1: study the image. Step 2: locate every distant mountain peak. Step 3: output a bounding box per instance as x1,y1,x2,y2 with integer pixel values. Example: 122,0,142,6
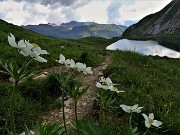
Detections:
47,23,58,27
22,21,127,39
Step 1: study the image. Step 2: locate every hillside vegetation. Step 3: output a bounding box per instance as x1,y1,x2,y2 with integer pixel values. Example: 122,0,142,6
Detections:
0,19,118,69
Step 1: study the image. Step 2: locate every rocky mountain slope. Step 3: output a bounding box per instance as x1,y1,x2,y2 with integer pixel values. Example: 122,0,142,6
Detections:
22,21,127,39
122,0,180,37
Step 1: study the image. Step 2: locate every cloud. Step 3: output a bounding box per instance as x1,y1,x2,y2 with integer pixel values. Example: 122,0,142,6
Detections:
120,0,172,25
35,0,90,8
0,0,83,25
0,0,172,26
107,0,135,24
77,0,111,23
107,0,172,25
1,0,91,8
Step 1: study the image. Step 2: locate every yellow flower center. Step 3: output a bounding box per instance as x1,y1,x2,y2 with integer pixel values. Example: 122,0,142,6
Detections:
112,86,118,91
32,43,40,48
148,118,154,124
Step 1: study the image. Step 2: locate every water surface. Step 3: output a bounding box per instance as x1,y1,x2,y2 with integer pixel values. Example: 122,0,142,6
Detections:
106,39,180,58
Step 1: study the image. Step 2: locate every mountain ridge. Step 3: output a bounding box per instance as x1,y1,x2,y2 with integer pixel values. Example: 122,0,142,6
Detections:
22,21,127,39
122,0,180,36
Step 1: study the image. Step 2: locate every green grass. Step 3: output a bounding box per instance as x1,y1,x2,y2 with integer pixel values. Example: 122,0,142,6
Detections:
0,75,61,134
104,50,180,134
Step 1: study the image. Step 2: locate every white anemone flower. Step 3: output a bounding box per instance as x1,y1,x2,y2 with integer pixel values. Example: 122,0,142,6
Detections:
31,43,48,55
8,34,48,62
99,77,113,86
99,76,106,83
120,104,143,113
75,62,92,74
105,77,113,86
142,113,162,128
8,33,26,49
76,62,86,71
19,40,33,56
96,76,122,93
69,59,76,68
26,43,48,62
95,82,110,90
64,59,76,68
55,54,66,64
64,59,71,65
83,67,93,74
96,82,103,89
58,54,66,64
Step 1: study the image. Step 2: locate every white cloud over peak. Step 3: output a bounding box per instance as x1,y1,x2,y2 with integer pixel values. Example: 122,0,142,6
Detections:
77,0,111,23
0,0,172,26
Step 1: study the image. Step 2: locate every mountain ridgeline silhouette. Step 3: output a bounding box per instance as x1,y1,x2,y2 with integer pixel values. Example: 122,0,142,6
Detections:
22,21,127,39
122,0,180,37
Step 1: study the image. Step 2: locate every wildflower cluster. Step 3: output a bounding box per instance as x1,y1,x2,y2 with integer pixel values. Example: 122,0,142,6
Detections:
96,76,162,131
55,54,93,74
8,33,48,62
96,76,124,93
120,104,162,128
142,113,162,128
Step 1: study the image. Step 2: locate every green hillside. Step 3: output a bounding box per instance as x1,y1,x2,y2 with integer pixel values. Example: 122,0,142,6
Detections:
0,19,118,70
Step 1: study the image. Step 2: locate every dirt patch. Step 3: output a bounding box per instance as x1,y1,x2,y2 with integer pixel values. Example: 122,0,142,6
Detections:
41,55,112,125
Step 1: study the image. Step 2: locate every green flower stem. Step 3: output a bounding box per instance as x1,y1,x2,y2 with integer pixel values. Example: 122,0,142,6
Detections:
129,112,132,129
74,100,78,125
74,99,80,135
10,80,18,135
20,58,33,71
100,108,105,124
99,90,105,124
61,87,68,135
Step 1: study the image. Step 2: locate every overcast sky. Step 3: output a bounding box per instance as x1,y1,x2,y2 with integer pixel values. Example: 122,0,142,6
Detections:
0,0,172,26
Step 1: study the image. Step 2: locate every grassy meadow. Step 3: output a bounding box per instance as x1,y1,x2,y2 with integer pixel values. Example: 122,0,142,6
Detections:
105,51,180,135
0,19,180,134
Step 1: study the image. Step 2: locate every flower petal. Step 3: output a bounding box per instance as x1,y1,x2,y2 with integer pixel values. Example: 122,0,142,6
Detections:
19,50,29,56
34,55,47,62
120,105,131,113
96,82,102,88
132,104,138,110
69,59,76,68
60,54,65,62
18,40,26,48
149,113,154,119
152,120,162,127
134,107,143,113
8,33,17,48
85,67,93,74
99,76,105,82
145,121,151,128
142,113,148,121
